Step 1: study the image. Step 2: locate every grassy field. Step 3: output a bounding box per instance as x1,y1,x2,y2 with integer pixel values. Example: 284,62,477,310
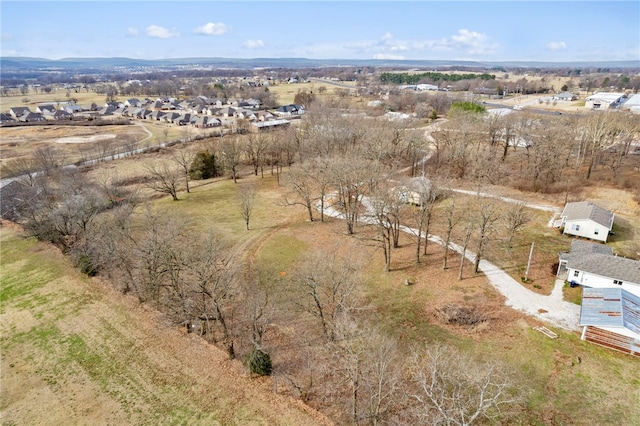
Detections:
0,222,333,426
3,159,640,424
0,89,105,112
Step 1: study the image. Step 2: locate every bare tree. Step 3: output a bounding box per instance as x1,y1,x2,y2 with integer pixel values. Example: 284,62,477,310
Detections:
238,183,256,230
188,231,239,359
369,186,395,272
329,155,374,235
245,132,271,177
409,343,522,426
284,162,317,222
407,177,442,264
579,112,621,180
32,146,65,176
309,156,332,222
332,325,404,425
504,202,531,249
442,195,462,270
458,222,474,281
472,198,502,274
2,156,40,186
220,136,242,183
144,161,183,201
172,148,196,193
293,246,360,341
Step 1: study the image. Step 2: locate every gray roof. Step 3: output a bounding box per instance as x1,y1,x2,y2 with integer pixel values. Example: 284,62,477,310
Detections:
561,201,614,229
554,92,576,99
0,113,16,122
559,240,614,262
580,287,640,337
568,253,640,285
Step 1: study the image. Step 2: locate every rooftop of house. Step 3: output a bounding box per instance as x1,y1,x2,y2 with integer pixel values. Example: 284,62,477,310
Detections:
562,201,614,229
559,239,614,262
568,253,640,285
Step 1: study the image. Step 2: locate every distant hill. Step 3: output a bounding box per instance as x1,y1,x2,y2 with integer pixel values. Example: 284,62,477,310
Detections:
2,56,639,71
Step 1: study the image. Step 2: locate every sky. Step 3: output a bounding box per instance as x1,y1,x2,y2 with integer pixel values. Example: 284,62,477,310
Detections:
1,1,638,62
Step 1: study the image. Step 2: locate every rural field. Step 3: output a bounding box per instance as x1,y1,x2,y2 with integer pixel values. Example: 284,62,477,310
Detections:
0,221,333,426
2,68,639,424
2,133,640,424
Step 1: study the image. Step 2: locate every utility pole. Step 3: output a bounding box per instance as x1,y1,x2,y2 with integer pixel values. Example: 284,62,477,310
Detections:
525,242,535,281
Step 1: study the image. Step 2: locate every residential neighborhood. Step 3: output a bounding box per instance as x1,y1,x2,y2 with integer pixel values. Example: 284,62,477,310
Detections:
1,95,305,133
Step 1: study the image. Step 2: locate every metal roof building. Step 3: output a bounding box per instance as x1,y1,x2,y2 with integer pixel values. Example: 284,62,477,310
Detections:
580,287,640,356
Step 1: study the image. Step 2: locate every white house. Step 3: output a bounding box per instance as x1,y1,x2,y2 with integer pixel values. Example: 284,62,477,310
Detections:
585,92,626,110
559,201,614,243
579,287,640,357
567,253,640,298
621,94,640,114
551,92,577,101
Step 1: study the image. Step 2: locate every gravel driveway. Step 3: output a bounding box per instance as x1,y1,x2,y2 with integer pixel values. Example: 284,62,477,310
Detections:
322,197,581,331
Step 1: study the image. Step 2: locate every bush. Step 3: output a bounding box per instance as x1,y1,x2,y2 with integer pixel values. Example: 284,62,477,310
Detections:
447,100,486,117
189,150,220,180
245,347,273,376
76,254,98,277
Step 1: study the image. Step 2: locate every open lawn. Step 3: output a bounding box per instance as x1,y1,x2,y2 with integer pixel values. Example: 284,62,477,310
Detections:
268,81,356,105
0,89,106,112
0,222,333,426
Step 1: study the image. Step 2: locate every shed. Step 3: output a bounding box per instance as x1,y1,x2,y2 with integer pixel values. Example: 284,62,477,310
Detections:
579,287,640,357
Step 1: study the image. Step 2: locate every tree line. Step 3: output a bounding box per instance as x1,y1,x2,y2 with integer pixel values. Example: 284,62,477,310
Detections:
380,71,496,85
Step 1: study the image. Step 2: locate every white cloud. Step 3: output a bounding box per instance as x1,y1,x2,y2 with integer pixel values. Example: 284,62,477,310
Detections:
381,32,394,41
195,22,231,36
243,39,265,49
451,29,484,45
126,27,139,37
448,29,496,54
373,53,405,60
547,41,567,51
146,25,179,39
2,33,13,42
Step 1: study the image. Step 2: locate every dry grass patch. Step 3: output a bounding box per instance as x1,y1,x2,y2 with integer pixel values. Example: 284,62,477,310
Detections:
0,89,105,111
0,223,333,426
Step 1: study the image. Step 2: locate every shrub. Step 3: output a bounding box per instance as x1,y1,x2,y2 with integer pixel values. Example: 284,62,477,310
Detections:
76,254,98,277
447,100,486,117
189,150,220,180
246,347,272,376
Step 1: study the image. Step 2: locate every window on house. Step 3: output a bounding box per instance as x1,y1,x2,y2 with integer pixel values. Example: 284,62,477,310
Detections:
614,280,623,285
594,229,599,235
575,224,580,231
573,271,579,277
